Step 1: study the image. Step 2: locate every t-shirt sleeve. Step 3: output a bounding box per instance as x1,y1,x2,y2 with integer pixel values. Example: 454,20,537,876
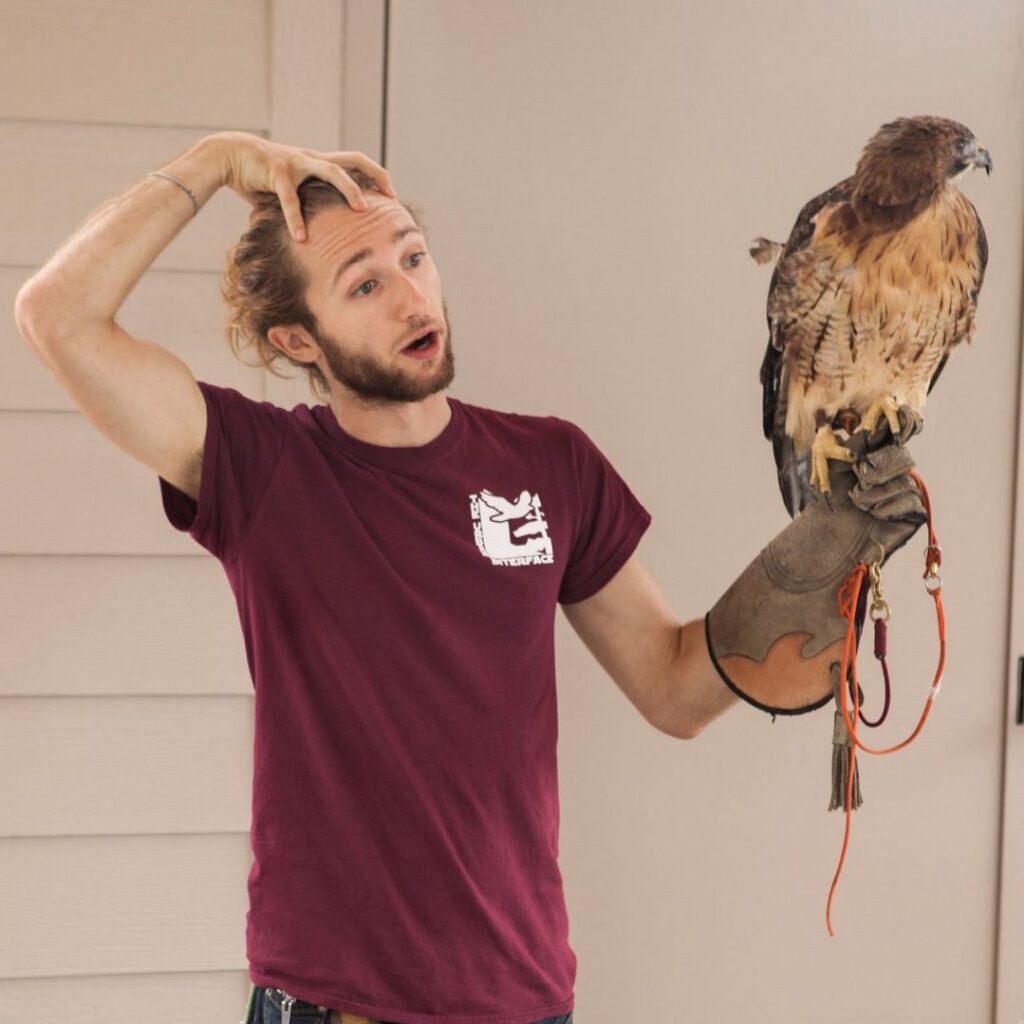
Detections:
557,420,652,605
158,380,289,563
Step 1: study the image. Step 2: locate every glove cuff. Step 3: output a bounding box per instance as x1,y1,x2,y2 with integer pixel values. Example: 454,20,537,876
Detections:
705,502,886,717
703,611,856,718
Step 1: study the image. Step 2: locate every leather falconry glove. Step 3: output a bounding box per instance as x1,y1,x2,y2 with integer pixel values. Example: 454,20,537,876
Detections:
705,405,928,719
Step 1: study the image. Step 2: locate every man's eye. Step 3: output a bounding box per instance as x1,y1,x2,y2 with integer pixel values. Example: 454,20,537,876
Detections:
351,253,427,297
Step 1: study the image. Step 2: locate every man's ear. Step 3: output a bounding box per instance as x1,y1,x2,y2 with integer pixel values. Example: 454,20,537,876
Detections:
267,324,318,362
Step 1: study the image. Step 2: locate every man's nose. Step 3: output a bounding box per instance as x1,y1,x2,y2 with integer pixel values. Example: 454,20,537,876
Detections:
395,271,431,315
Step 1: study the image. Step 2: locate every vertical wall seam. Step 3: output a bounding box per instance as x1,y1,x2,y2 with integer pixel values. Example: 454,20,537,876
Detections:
990,206,1024,1024
381,0,390,166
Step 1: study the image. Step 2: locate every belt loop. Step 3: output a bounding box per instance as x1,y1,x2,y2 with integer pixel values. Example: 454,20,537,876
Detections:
280,990,296,1024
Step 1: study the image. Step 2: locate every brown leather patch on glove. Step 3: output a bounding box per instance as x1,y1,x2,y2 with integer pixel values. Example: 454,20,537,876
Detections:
710,631,845,715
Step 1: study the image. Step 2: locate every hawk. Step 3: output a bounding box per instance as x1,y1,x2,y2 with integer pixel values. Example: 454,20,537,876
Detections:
754,116,991,517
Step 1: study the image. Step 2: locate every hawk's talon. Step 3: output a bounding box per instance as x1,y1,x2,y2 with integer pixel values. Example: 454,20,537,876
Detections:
859,394,903,440
809,423,857,497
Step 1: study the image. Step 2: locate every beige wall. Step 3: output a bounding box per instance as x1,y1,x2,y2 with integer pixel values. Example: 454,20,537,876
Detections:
4,0,1023,1021
385,2,1023,1020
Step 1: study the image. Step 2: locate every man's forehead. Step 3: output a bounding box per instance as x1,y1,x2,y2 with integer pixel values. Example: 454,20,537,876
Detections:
311,197,416,249
305,200,422,281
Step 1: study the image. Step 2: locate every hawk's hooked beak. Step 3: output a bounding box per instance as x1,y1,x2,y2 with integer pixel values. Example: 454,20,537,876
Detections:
972,141,993,176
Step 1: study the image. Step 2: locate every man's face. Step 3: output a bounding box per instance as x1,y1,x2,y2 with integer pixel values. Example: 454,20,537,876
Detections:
294,192,454,404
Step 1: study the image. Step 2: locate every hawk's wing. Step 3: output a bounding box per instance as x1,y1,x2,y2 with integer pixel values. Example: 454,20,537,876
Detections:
925,202,988,397
759,176,855,518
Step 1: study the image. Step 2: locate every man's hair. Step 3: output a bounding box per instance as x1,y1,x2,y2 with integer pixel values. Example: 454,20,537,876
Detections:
220,168,428,402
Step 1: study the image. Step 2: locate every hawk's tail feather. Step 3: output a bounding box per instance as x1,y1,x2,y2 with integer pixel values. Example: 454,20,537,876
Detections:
773,433,813,519
750,237,785,265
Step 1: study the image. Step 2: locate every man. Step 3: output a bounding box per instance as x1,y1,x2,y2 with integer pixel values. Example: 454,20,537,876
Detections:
14,133,924,1024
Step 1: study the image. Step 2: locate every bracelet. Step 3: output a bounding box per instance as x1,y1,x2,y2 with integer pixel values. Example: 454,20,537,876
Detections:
147,170,199,216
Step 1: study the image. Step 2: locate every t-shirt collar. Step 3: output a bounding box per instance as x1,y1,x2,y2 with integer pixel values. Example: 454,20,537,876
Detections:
310,393,465,467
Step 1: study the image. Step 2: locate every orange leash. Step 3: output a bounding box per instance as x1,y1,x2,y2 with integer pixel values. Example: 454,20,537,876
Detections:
825,468,947,936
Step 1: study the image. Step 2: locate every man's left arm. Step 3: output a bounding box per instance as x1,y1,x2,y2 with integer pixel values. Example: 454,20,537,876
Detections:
560,553,740,739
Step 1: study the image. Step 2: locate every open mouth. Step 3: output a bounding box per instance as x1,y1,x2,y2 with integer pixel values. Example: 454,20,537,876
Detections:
404,332,434,350
402,331,440,357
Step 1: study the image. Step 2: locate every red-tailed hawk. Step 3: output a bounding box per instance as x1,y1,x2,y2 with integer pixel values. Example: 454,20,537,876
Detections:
754,116,990,516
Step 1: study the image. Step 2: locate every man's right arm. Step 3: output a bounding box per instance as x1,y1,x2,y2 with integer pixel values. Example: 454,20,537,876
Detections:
13,134,231,502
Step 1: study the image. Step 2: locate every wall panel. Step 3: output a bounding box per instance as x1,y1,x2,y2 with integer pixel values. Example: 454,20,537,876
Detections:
3,2,384,1020
385,2,1023,1021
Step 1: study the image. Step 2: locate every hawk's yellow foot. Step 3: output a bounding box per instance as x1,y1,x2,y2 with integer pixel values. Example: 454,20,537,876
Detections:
809,423,857,496
859,394,903,439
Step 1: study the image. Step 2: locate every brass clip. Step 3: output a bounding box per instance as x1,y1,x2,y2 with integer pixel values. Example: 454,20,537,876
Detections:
868,558,891,622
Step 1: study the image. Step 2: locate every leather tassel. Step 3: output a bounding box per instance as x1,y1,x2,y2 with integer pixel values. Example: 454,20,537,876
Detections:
828,661,863,812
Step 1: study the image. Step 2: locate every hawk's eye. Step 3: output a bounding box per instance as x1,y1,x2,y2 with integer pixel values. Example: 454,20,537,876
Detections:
955,138,968,153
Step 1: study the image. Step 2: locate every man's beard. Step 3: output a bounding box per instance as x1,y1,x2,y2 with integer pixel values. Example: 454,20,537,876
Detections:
316,302,455,405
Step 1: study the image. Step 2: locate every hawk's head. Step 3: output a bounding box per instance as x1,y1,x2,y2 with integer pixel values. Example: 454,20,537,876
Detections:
851,116,992,223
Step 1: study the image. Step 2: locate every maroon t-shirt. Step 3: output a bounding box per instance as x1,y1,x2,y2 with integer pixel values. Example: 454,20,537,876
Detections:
159,382,652,1024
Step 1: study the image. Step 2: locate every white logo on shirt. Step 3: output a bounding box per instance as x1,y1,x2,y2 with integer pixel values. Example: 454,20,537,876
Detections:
470,488,554,565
